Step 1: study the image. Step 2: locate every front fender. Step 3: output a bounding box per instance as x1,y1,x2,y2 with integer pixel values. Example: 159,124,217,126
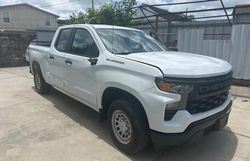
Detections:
97,82,149,112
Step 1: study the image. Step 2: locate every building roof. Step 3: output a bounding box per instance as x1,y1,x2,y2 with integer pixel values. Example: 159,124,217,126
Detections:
0,3,59,18
234,4,250,8
233,4,250,14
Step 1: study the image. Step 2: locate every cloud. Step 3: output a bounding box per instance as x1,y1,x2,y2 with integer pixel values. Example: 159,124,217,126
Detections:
0,0,249,19
0,0,110,19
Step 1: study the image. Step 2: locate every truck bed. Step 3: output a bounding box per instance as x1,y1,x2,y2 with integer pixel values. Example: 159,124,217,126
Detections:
26,44,50,63
30,41,51,47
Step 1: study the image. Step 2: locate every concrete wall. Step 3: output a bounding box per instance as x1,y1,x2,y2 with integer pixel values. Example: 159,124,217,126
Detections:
0,30,35,67
0,5,58,30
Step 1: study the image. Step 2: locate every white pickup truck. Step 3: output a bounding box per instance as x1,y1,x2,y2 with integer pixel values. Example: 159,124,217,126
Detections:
26,24,232,154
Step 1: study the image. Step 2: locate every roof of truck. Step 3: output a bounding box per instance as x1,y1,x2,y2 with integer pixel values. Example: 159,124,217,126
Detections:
72,24,140,31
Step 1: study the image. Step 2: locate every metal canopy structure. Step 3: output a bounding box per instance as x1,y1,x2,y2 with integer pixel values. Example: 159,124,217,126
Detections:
138,3,190,22
128,0,250,47
132,0,250,28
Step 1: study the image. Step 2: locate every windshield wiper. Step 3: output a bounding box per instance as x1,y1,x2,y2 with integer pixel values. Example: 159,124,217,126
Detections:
114,52,131,55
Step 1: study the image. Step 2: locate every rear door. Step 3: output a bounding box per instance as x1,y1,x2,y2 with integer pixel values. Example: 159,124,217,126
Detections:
63,28,100,108
47,28,73,90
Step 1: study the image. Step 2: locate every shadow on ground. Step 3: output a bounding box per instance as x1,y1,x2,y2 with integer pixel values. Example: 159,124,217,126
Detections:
38,88,238,161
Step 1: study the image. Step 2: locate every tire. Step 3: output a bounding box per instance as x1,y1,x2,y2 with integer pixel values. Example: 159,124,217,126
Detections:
108,98,150,154
33,64,50,94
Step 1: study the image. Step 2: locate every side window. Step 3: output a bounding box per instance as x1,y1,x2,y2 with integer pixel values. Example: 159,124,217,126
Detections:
70,29,99,57
55,28,72,52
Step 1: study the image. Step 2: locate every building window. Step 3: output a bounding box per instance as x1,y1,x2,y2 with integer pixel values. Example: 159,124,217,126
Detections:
45,16,51,26
3,12,10,23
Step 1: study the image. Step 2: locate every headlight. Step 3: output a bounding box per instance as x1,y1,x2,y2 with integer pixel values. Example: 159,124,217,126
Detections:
155,78,193,94
155,77,194,121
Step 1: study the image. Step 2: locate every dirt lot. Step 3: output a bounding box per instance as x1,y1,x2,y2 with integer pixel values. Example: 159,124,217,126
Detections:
0,66,250,161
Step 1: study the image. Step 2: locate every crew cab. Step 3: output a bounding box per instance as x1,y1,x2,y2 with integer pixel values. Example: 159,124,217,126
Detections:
26,24,232,154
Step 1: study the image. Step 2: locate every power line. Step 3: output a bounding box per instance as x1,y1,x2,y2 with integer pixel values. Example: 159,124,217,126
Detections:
39,1,79,8
38,0,104,9
132,0,219,9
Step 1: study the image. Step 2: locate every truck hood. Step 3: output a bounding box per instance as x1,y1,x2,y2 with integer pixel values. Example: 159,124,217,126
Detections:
118,51,232,78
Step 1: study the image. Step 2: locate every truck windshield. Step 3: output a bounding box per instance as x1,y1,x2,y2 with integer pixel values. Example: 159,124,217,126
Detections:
95,28,165,55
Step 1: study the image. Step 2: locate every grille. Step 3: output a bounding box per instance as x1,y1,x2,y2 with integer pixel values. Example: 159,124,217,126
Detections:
164,72,232,115
185,72,232,114
187,92,228,114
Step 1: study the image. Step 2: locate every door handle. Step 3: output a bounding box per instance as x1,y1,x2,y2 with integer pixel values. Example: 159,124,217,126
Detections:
49,55,54,60
65,59,72,66
88,58,98,65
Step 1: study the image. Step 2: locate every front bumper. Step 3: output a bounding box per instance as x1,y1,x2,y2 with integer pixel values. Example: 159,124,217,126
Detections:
150,100,232,148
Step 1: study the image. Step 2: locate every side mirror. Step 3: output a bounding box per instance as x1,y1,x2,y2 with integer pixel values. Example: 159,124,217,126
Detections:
88,57,98,65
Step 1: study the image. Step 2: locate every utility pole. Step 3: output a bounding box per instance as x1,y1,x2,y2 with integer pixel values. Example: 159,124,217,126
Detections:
92,0,94,11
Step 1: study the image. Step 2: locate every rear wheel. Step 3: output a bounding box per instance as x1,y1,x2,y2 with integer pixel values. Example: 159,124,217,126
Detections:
108,98,150,154
33,64,50,94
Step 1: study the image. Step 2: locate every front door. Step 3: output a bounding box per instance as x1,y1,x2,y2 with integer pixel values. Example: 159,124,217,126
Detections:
63,28,100,109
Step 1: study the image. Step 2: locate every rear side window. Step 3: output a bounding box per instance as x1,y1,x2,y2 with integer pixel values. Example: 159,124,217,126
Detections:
55,28,73,52
70,29,99,57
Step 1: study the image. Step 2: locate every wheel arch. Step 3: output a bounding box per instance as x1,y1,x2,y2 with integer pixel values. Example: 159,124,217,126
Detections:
99,84,149,127
31,60,40,74
31,60,46,78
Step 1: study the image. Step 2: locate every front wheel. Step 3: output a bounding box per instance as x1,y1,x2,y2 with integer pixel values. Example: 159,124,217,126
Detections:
108,98,150,154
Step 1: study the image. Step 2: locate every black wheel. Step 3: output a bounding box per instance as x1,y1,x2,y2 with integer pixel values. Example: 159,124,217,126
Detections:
33,64,50,94
108,98,150,154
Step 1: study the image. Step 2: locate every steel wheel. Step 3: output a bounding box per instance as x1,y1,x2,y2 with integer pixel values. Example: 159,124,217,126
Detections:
111,110,132,144
108,98,150,154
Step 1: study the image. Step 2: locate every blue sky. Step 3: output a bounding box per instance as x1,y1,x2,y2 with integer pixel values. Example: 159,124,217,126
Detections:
0,0,249,19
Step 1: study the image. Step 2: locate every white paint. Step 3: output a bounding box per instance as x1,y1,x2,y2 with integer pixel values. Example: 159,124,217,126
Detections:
27,24,232,134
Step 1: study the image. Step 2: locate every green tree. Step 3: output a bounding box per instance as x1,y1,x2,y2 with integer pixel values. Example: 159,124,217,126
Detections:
66,0,137,26
67,12,86,24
